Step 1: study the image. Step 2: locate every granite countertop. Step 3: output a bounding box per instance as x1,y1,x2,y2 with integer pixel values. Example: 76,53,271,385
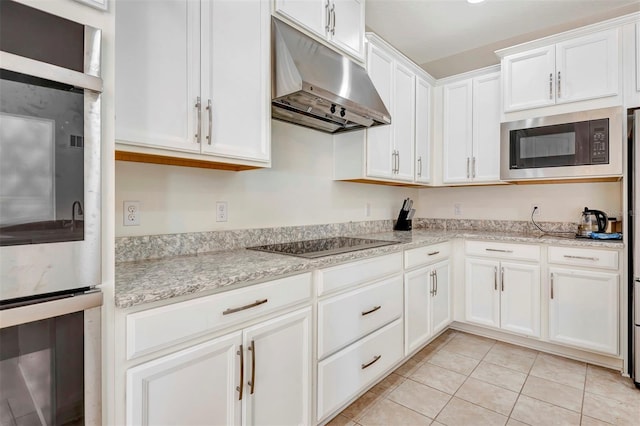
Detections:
115,229,623,309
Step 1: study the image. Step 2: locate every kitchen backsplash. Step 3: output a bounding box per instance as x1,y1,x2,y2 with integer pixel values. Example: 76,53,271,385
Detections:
116,218,578,263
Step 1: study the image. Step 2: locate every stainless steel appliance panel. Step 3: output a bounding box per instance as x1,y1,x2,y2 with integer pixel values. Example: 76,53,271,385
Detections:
500,107,623,181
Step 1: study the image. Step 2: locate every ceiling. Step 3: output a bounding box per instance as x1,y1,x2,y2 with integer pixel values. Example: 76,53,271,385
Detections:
365,0,640,79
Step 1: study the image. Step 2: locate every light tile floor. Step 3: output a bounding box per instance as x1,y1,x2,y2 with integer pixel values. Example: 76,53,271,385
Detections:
329,330,640,426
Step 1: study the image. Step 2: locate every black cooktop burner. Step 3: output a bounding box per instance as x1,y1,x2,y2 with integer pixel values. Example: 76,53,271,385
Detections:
247,236,399,259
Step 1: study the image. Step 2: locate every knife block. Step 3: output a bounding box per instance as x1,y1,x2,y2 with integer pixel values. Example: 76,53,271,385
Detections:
393,209,412,231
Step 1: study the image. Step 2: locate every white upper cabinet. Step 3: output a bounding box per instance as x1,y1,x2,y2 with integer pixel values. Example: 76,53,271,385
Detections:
116,1,199,153
273,0,365,60
393,62,416,181
365,43,395,180
334,34,433,186
502,29,619,112
442,71,501,184
116,0,270,168
415,77,431,184
637,23,640,92
200,0,270,161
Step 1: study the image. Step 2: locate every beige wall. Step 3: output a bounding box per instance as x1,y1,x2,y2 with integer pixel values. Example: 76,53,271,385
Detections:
115,121,418,237
116,118,623,237
416,182,623,223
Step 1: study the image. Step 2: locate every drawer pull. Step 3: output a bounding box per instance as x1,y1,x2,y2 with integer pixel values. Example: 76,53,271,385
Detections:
236,344,244,401
361,305,382,316
248,340,256,394
223,299,268,315
361,355,382,370
563,255,599,261
427,251,440,256
485,248,514,253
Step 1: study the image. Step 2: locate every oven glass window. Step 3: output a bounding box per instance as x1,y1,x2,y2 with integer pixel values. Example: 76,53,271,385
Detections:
0,70,84,246
0,312,85,425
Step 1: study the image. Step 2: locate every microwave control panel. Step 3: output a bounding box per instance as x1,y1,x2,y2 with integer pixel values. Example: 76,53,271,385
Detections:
590,119,609,164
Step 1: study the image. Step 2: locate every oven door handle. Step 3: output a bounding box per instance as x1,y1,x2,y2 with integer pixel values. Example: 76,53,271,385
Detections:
0,290,103,328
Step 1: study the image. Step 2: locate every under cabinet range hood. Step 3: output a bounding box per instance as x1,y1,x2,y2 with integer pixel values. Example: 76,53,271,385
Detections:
271,18,391,133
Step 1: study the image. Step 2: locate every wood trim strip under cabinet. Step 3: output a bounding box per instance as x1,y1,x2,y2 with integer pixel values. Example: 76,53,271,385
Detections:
115,150,262,171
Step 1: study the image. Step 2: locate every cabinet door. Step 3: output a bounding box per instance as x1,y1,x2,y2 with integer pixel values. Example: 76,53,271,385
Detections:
393,62,416,181
548,268,619,355
243,307,311,426
273,0,326,38
472,72,501,183
431,260,451,335
465,258,500,328
404,267,431,354
330,0,365,59
414,77,431,184
366,43,394,179
555,29,619,104
502,45,555,112
442,80,473,183
500,262,540,337
201,0,270,162
115,0,200,152
126,332,242,426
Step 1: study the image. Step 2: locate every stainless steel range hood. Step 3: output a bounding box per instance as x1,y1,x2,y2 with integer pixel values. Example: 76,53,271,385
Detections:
271,18,391,134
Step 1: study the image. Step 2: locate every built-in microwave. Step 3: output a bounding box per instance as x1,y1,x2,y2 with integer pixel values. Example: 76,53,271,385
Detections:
500,107,623,181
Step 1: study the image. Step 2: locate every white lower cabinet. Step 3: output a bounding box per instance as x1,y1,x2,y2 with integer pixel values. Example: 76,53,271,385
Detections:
465,258,540,338
548,267,618,355
404,260,451,354
317,319,403,422
126,307,311,426
126,332,242,426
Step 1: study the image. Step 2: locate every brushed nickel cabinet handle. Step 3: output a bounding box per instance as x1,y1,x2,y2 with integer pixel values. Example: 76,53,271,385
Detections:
549,73,553,99
236,344,244,401
433,270,438,296
550,273,554,299
417,156,422,177
485,248,514,253
557,71,561,98
563,255,599,261
494,266,497,291
466,157,470,178
325,1,331,33
501,267,504,292
427,251,440,256
223,299,268,315
195,96,202,143
206,99,212,145
362,305,382,316
331,3,336,35
430,270,435,296
472,157,476,178
361,355,382,370
396,150,400,174
248,340,256,394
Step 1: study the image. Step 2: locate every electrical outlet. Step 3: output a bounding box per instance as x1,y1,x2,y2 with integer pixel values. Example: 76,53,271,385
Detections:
454,203,462,216
216,201,228,222
365,203,371,217
531,204,541,216
123,201,140,226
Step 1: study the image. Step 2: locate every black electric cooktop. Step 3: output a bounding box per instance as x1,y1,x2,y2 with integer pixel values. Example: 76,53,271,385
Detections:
247,236,399,259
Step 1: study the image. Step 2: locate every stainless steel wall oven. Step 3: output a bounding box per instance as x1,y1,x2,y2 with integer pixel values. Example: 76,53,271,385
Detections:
0,1,103,424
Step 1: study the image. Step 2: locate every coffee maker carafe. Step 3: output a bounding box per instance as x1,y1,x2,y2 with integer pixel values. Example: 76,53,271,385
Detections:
577,207,608,237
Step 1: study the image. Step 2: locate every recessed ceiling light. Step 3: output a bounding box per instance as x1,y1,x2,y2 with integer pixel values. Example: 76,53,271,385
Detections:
467,0,485,3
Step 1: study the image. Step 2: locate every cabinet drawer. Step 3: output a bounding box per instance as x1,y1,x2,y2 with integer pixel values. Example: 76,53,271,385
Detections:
548,246,619,270
318,276,403,359
126,273,312,359
465,240,540,262
317,319,403,422
404,241,451,270
316,252,402,296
